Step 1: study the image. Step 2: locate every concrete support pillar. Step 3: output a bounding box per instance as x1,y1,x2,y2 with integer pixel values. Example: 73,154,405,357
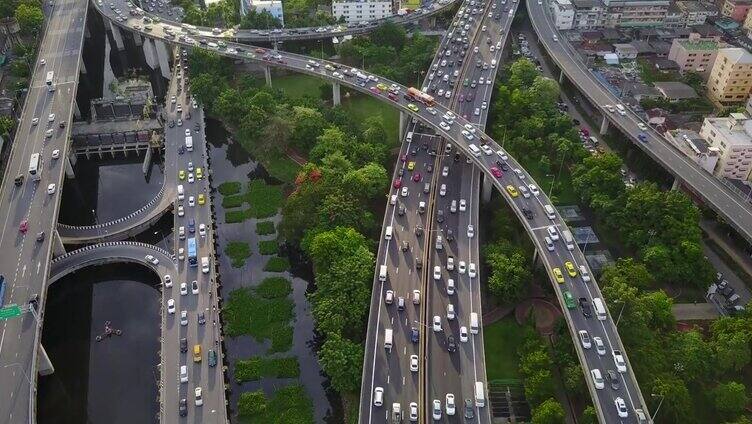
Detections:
110,21,125,51
272,41,279,51
143,38,158,72
143,147,153,175
132,31,143,47
73,101,82,120
84,20,91,38
155,40,172,80
68,152,77,167
430,16,437,28
482,173,493,203
38,344,55,376
264,66,272,87
672,176,681,191
80,60,87,75
399,111,408,139
532,249,539,267
64,156,75,179
52,230,66,258
600,115,609,135
559,69,565,85
332,82,341,106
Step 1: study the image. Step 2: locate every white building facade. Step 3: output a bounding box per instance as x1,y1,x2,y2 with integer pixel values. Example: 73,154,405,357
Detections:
332,0,393,23
240,0,284,24
700,114,752,181
551,0,576,29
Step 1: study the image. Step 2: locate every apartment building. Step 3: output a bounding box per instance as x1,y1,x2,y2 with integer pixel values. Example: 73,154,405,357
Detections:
722,0,752,22
708,48,752,103
668,33,725,78
700,114,752,180
675,1,719,25
551,0,576,29
332,0,393,23
571,0,670,28
240,0,284,24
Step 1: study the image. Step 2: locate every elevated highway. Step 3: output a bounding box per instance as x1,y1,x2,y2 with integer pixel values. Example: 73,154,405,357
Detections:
96,2,650,421
527,0,752,245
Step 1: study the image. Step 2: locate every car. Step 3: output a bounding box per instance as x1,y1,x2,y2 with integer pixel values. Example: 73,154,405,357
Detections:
447,256,455,271
439,121,451,131
433,266,441,280
513,168,525,179
468,263,476,278
171,95,176,103
407,103,419,113
178,170,186,180
393,178,402,189
505,185,519,197
637,122,647,130
459,326,468,342
188,196,195,207
467,224,474,238
579,330,592,349
187,172,194,183
196,167,203,179
613,350,627,373
545,236,555,252
198,193,206,205
145,255,159,265
194,387,203,406
553,268,565,283
410,355,419,372
564,261,577,277
594,337,606,355
432,399,442,420
607,369,620,390
44,128,53,138
591,369,605,390
180,282,188,296
179,398,187,417
197,311,206,325
373,387,384,407
447,304,455,320
407,161,416,171
51,149,60,159
580,265,591,282
459,199,467,211
491,167,502,177
385,290,394,304
177,205,184,217
563,291,576,309
191,280,199,294
579,298,592,317
433,315,442,332
528,184,540,196
46,183,56,195
180,310,188,326
409,402,418,421
163,275,172,288
614,397,628,418
401,186,409,197
167,298,175,314
48,113,55,122
458,261,466,274
464,399,475,419
411,327,419,344
446,394,456,415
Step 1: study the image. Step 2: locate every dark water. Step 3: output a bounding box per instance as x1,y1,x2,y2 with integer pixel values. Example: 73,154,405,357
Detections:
37,263,161,424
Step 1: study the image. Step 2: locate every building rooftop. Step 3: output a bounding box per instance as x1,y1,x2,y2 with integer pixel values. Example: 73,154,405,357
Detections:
677,38,721,50
676,1,713,12
654,81,699,99
571,0,602,8
720,47,752,64
668,129,709,153
704,116,752,146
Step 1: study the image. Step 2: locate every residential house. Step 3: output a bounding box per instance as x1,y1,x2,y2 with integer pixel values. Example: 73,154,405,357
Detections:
667,33,725,78
707,47,752,103
699,113,752,180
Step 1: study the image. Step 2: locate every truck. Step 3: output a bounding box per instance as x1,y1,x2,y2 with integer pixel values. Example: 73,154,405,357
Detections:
397,8,412,15
0,275,5,307
405,87,435,106
185,135,193,152
561,230,575,250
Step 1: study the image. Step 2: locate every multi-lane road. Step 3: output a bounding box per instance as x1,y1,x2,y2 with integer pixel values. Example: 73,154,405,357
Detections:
0,0,87,420
528,0,752,245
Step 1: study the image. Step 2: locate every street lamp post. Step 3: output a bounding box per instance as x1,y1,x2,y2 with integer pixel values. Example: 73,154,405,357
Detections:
615,300,627,326
651,393,665,422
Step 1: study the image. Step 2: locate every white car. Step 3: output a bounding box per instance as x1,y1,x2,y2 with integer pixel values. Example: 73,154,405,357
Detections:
426,107,437,115
445,394,456,415
409,402,418,421
199,223,206,237
185,129,191,136
442,166,449,177
433,266,441,281
433,315,442,332
177,205,184,217
191,280,199,295
467,224,474,238
401,186,409,197
519,186,530,198
167,298,175,314
48,113,55,122
528,184,540,196
32,117,39,126
195,387,203,406
188,196,195,207
468,263,476,278
513,168,525,179
459,326,468,342
594,337,606,355
180,310,188,326
432,399,442,420
45,129,53,138
145,255,159,265
545,237,555,252
613,350,627,373
464,123,476,133
459,199,467,212
373,387,384,406
188,173,194,183
591,369,605,390
447,279,455,295
579,330,592,349
580,265,591,282
439,184,447,196
410,355,419,372
461,130,474,140
458,261,466,274
614,397,628,418
51,149,60,159
496,149,508,160
163,275,172,288
547,226,560,241
46,184,56,195
385,290,394,304
637,122,647,130
447,304,455,320
439,121,451,131
178,248,185,261
40,59,46,65
171,95,176,103
447,257,455,271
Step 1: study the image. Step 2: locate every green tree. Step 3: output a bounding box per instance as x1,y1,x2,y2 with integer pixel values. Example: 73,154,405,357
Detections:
239,8,282,29
580,406,598,424
668,330,713,382
531,398,565,424
0,116,14,136
213,88,245,125
371,21,407,51
190,73,228,111
529,76,560,108
712,381,748,419
571,153,625,212
650,374,693,424
507,58,539,90
342,163,388,202
306,226,369,274
601,258,654,290
309,126,349,164
484,241,530,302
710,315,752,373
15,4,43,35
260,113,293,156
524,370,555,407
290,106,327,151
237,390,267,416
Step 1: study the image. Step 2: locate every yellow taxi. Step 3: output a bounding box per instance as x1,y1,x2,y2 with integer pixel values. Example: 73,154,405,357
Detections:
505,185,519,197
196,167,203,179
198,193,206,205
564,261,578,277
376,83,388,92
552,267,565,284
407,103,420,113
178,169,186,180
407,161,416,171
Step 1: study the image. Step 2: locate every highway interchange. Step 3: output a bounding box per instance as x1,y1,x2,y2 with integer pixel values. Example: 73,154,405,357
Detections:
527,0,752,245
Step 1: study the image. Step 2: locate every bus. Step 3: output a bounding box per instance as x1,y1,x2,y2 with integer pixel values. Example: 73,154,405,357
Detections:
45,71,54,86
187,237,197,267
29,153,41,181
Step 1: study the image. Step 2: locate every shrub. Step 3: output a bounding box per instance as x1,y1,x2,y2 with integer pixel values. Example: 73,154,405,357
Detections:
238,390,267,416
256,220,276,235
222,193,245,208
225,210,246,223
218,181,242,196
224,241,251,268
256,277,292,299
234,356,300,382
264,256,290,272
258,240,279,255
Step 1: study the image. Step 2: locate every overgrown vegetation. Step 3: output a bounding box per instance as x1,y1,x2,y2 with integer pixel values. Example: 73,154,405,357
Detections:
256,220,276,235
263,256,290,272
221,180,285,220
224,283,294,352
218,181,242,196
237,384,314,423
225,241,251,268
258,240,279,255
235,356,300,382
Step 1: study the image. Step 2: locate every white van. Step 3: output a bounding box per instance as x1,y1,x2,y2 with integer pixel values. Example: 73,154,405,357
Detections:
379,265,388,282
592,298,607,321
468,144,481,157
406,131,414,143
385,226,393,240
384,328,393,351
179,365,188,383
562,230,575,251
201,256,210,274
544,204,556,220
474,381,486,407
470,312,479,334
177,184,185,201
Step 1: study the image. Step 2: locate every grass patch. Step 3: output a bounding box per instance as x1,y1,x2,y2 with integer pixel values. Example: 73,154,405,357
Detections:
226,210,246,223
224,286,294,352
256,220,276,235
264,256,290,272
221,180,285,222
262,154,302,183
256,277,292,299
258,240,279,255
484,317,522,381
518,159,578,205
238,384,314,424
271,74,323,98
225,241,251,268
218,181,242,196
222,193,245,209
234,356,300,382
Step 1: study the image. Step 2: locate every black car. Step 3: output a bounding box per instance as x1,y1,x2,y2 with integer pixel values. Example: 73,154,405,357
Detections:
447,335,457,352
411,327,419,343
14,174,24,186
169,120,175,128
180,337,188,353
179,398,187,417
500,163,510,171
446,229,455,242
191,280,199,293
454,153,461,162
579,298,592,318
36,232,45,242
398,205,406,216
522,208,533,220
416,258,423,270
606,369,620,390
410,148,418,156
437,210,445,223
464,399,475,419
28,294,39,310
415,225,424,237
198,312,206,325
426,164,433,173
401,240,409,252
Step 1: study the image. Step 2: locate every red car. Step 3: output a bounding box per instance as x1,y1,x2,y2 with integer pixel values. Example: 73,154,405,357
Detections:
412,172,422,182
19,219,28,233
387,92,398,101
491,167,503,178
393,179,402,189
581,128,590,137
369,87,380,95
